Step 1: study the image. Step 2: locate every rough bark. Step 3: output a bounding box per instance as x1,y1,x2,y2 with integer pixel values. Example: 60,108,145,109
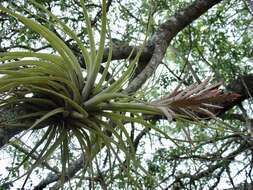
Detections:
125,0,223,94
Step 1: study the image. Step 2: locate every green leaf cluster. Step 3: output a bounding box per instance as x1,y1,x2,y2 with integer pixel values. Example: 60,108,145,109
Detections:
0,1,163,187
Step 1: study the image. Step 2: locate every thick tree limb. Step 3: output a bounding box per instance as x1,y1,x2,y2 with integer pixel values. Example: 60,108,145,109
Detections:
125,0,222,94
102,45,153,64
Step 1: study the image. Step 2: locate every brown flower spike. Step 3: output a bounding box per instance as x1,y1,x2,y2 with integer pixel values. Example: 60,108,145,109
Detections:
152,78,241,121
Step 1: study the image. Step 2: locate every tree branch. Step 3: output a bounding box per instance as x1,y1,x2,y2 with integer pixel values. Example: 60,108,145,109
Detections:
34,155,84,190
125,0,223,94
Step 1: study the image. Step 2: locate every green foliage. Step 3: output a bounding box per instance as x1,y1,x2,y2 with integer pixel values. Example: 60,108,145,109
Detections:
0,0,252,189
0,1,157,188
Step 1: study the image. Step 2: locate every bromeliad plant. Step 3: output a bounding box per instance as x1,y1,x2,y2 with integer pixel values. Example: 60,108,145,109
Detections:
0,0,240,188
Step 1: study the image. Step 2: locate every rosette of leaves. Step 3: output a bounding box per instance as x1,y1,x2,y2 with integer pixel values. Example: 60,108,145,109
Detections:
0,0,240,188
0,1,157,186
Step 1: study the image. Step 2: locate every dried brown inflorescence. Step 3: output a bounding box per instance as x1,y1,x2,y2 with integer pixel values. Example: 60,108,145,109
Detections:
152,78,241,121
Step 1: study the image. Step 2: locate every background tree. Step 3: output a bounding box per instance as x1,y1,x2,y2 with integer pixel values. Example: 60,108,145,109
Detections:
0,0,252,189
